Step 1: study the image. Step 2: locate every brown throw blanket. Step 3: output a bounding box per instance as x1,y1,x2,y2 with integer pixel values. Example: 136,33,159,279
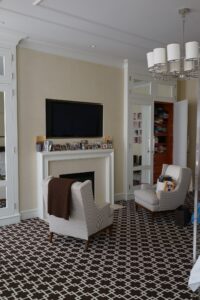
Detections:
48,178,76,220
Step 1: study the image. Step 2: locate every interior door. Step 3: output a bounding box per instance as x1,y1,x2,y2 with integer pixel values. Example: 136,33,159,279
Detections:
131,102,153,190
0,90,6,215
173,100,188,167
0,88,8,217
0,86,15,218
0,46,19,225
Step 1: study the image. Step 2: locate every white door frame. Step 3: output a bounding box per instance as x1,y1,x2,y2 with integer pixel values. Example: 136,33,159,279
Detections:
0,45,19,225
0,84,19,224
123,62,154,200
129,97,154,196
123,60,177,200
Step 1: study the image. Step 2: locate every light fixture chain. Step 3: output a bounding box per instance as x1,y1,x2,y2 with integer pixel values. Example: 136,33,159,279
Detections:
182,12,185,57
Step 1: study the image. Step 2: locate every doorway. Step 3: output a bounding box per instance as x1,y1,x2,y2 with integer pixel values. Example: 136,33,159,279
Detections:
131,102,153,191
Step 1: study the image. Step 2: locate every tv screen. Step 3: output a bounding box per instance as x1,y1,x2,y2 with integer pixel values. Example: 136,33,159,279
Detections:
46,99,103,138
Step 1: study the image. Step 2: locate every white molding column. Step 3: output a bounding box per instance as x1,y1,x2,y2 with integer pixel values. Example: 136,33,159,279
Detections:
0,30,26,226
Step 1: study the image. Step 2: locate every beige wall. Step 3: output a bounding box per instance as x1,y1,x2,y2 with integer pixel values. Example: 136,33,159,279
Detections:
17,47,124,211
177,79,198,177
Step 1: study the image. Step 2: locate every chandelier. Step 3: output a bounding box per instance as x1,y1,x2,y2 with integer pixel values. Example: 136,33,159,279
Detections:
146,8,200,80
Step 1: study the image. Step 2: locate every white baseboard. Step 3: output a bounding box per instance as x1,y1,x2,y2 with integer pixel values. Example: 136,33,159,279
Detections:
0,213,20,226
114,193,135,201
20,209,39,220
127,193,134,200
114,193,126,201
20,194,134,220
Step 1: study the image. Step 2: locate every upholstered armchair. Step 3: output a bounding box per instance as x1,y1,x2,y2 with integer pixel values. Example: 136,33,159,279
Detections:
43,179,113,249
134,164,192,213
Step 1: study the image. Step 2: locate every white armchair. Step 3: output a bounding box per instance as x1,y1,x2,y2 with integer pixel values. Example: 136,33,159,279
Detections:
134,164,192,213
43,179,113,249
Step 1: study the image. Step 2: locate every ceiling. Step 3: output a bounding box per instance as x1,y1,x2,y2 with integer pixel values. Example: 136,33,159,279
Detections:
0,0,200,66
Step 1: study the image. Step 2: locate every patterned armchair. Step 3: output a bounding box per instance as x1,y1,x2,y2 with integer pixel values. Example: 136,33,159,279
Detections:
43,179,113,249
134,164,192,213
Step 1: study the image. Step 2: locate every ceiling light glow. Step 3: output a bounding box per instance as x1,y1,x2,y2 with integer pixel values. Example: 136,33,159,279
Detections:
89,44,96,48
32,0,44,6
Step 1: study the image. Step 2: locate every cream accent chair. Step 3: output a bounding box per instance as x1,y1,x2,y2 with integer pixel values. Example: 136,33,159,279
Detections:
43,178,113,249
134,164,192,213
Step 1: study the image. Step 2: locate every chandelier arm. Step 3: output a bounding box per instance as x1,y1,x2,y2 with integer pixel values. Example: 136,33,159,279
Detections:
147,8,199,80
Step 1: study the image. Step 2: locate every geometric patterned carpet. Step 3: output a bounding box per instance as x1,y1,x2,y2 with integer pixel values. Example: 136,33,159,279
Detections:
0,200,199,300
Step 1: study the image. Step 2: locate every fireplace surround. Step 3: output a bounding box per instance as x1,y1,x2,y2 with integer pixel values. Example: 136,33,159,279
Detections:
60,171,95,194
36,149,114,220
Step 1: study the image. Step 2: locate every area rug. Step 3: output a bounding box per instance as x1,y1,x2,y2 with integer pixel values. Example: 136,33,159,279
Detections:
0,200,199,300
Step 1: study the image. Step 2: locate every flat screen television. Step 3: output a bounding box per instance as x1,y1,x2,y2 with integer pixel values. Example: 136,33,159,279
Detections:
46,99,103,138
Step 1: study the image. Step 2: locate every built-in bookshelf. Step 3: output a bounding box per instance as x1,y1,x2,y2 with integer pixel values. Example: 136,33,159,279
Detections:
154,102,173,183
133,112,142,144
133,111,143,185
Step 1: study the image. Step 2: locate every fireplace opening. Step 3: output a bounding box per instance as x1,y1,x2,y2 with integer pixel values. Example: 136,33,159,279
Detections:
60,171,95,195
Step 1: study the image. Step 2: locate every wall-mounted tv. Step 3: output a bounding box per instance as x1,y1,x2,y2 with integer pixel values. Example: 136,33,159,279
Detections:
46,99,103,138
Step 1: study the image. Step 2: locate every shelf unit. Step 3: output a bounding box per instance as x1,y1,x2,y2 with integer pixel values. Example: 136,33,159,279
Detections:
133,112,142,144
132,111,143,185
154,102,173,183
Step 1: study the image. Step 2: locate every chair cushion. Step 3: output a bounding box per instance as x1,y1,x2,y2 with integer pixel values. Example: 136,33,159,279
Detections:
134,189,159,206
165,165,181,181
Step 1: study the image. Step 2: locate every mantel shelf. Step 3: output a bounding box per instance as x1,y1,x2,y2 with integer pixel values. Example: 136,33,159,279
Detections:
38,148,113,157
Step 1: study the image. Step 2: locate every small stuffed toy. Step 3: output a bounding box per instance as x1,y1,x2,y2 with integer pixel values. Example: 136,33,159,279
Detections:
164,180,176,192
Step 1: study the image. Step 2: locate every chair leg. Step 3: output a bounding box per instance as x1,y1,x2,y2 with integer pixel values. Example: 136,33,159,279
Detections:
108,225,113,235
49,232,53,243
85,240,90,251
151,211,156,220
135,202,138,212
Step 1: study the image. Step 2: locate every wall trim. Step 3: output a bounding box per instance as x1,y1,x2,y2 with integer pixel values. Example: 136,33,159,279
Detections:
20,209,39,220
114,193,134,201
114,193,126,201
20,195,130,220
0,28,26,47
127,193,134,200
19,194,135,221
0,213,20,226
19,39,124,69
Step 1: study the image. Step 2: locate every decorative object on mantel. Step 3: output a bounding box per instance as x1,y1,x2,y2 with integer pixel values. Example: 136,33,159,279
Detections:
43,140,53,152
37,136,113,152
36,135,46,152
102,136,113,149
146,8,200,80
80,140,88,150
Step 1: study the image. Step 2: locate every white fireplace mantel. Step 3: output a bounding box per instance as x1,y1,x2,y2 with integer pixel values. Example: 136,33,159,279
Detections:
37,149,114,219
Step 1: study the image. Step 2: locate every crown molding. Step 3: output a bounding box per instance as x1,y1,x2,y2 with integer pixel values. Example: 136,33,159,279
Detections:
19,38,124,69
0,28,27,48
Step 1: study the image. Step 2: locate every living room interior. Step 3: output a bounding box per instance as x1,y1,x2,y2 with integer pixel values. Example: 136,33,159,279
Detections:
0,0,200,299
